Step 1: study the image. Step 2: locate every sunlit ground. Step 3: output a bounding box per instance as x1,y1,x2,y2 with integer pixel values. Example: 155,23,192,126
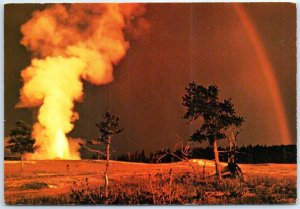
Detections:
4,160,296,204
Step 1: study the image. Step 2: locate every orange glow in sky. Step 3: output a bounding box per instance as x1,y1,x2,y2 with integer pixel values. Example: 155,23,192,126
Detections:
233,4,292,145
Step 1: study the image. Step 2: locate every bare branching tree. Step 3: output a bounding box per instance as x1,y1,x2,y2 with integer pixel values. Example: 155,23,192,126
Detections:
219,128,245,180
80,111,123,204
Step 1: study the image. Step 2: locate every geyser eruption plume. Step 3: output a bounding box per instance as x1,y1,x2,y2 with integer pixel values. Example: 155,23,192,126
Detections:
17,4,147,159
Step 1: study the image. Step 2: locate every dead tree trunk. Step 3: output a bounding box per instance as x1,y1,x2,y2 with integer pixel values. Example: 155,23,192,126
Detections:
21,155,24,172
202,161,206,179
104,136,111,205
213,140,222,180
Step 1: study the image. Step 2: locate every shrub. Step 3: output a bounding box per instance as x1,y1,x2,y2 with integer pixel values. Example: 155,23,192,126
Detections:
21,182,49,190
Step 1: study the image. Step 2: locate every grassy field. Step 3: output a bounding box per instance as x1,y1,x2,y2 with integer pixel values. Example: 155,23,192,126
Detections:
4,159,297,205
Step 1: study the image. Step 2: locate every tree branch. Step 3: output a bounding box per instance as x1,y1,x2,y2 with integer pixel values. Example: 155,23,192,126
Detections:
80,144,107,156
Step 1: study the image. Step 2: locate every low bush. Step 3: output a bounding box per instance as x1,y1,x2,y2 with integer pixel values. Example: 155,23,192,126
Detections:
20,182,49,190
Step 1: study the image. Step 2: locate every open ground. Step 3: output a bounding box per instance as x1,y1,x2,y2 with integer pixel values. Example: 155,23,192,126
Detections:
4,160,297,204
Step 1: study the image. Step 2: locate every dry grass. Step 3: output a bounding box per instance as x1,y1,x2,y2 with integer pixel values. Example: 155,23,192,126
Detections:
67,172,296,205
4,159,297,205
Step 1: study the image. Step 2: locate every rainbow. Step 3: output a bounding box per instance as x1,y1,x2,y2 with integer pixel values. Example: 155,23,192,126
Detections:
233,4,292,144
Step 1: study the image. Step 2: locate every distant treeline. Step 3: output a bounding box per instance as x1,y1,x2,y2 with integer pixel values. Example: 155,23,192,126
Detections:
6,144,296,164
114,144,296,164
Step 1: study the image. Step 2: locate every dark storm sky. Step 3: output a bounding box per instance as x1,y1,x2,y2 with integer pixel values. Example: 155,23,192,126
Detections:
4,3,296,156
